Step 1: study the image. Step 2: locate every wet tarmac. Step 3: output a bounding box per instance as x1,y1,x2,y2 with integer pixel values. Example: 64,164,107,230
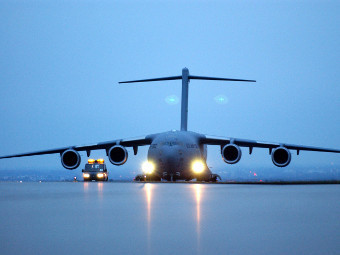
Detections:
0,182,339,255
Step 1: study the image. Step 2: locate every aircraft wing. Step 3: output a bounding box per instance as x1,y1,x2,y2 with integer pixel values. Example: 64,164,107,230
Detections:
201,135,340,154
0,136,152,159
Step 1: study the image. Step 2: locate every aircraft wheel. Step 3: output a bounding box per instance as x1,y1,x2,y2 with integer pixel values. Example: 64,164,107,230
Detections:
149,175,161,181
210,174,221,182
197,177,211,182
134,174,144,181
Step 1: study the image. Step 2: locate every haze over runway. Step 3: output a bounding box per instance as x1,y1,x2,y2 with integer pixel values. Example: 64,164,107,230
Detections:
0,1,339,178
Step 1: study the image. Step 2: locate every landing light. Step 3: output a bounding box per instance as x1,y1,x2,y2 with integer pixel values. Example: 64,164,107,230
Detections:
192,160,205,173
142,161,155,174
83,173,90,178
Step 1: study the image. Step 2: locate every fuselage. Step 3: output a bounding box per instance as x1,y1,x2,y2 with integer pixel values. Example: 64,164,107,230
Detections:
147,130,210,180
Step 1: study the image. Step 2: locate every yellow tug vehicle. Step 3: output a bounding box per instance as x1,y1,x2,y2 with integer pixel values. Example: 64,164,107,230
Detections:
82,158,108,181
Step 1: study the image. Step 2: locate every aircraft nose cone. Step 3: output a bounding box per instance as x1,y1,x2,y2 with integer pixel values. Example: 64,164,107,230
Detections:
163,147,179,173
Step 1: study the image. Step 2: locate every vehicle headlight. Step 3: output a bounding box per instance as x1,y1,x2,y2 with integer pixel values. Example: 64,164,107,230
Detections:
142,161,155,174
192,160,205,173
83,173,90,178
97,173,104,178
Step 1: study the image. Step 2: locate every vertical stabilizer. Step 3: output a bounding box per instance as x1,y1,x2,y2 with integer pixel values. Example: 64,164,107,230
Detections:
119,68,255,132
181,68,189,131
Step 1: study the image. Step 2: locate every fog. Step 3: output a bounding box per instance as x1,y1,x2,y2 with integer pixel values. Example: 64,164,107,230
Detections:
0,1,339,177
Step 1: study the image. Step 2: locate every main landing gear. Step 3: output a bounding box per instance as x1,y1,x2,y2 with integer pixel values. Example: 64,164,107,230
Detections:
196,174,221,182
134,173,221,182
134,174,161,182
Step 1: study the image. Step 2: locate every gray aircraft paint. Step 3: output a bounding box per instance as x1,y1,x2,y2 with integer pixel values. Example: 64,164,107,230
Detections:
0,68,339,181
118,68,256,180
147,130,207,180
181,68,189,131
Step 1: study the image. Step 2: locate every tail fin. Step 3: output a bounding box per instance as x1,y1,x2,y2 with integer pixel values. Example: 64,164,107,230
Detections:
119,68,255,131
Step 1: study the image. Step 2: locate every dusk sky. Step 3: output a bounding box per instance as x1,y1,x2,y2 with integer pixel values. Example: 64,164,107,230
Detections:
0,0,339,177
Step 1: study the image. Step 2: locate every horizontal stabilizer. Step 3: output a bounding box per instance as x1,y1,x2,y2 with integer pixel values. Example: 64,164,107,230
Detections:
119,76,181,84
118,68,256,132
189,75,256,82
119,75,255,84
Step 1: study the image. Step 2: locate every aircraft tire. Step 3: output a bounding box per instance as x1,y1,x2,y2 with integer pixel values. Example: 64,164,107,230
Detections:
210,176,217,182
148,175,161,182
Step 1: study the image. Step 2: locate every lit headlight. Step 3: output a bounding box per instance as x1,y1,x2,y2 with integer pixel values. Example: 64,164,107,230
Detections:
192,160,205,173
97,173,104,178
83,173,90,178
142,161,155,174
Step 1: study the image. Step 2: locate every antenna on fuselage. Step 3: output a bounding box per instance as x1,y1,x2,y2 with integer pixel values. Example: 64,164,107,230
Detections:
119,68,256,131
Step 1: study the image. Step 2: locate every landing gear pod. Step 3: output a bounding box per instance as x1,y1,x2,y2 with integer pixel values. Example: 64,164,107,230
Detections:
271,147,291,167
108,145,128,165
61,149,81,170
222,144,242,164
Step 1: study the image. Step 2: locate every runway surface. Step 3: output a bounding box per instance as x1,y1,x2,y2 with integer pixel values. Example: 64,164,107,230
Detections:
0,182,339,255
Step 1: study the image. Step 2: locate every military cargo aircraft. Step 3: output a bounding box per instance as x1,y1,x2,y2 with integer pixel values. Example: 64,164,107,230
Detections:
1,68,339,181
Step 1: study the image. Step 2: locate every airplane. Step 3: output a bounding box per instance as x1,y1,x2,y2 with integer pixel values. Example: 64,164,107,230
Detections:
0,68,339,182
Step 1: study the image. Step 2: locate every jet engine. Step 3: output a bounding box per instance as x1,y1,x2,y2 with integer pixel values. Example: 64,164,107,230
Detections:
61,149,81,170
271,147,291,167
108,145,128,165
222,144,242,164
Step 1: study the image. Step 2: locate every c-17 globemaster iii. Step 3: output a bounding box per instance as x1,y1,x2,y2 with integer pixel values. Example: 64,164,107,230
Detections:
1,68,339,182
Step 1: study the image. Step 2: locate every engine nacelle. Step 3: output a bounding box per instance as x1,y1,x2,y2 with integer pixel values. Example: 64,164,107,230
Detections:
108,145,128,165
222,144,242,164
61,149,81,170
271,147,291,167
